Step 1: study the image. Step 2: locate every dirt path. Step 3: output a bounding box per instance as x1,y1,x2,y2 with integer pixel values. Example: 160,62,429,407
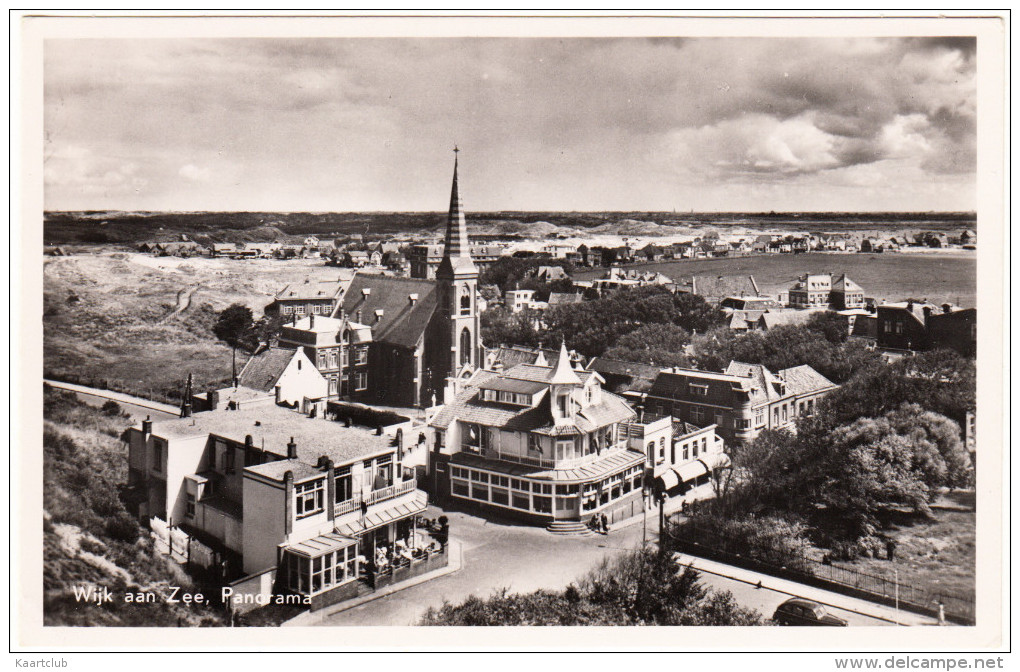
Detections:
162,286,199,322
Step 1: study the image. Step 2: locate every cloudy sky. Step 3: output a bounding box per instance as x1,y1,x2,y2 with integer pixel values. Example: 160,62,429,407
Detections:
44,36,976,212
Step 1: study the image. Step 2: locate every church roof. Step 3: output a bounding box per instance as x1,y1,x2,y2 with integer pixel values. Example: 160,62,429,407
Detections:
341,275,438,349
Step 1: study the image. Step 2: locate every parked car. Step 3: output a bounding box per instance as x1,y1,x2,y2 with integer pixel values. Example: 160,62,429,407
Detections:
772,598,849,626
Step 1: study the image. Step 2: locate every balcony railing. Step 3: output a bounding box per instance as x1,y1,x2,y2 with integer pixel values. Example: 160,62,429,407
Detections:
334,477,417,517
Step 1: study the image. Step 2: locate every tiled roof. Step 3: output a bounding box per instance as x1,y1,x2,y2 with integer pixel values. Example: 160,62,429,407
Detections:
832,274,864,292
588,358,661,381
760,310,815,330
275,273,355,301
683,275,760,299
341,274,438,348
237,347,298,393
779,365,838,396
673,421,706,439
503,363,594,385
489,346,562,369
478,377,548,394
451,448,644,484
725,361,785,403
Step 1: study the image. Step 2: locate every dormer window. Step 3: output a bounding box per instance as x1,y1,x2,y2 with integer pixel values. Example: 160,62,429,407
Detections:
689,383,709,397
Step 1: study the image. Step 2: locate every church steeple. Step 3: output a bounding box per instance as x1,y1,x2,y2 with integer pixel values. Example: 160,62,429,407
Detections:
438,147,476,278
434,147,480,403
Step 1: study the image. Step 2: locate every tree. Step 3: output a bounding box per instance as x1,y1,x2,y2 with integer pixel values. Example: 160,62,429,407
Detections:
479,306,542,349
603,323,692,368
671,292,727,334
213,304,256,382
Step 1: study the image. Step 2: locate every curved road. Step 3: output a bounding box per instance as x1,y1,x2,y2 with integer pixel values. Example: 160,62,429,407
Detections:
44,379,181,420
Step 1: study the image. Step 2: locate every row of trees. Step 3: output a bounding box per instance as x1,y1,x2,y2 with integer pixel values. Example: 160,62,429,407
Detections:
419,547,762,626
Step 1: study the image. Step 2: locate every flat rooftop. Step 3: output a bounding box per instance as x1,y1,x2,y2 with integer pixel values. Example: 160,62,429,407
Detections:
146,404,394,467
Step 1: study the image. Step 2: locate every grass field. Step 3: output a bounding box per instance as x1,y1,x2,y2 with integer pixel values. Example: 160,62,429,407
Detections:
830,491,976,602
573,252,977,308
43,252,355,401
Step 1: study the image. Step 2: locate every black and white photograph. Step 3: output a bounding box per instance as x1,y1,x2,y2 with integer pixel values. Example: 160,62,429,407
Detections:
12,11,1007,661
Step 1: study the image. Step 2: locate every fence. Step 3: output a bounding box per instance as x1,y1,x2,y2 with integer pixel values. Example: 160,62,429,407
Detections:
666,517,975,625
149,516,221,573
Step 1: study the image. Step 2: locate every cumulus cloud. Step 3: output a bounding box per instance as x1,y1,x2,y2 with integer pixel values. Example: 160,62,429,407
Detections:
42,35,978,211
178,164,212,182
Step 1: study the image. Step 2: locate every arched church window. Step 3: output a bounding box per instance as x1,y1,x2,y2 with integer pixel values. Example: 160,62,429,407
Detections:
460,327,472,366
459,285,471,315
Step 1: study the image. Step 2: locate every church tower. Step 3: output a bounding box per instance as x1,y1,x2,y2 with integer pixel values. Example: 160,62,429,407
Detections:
436,147,480,387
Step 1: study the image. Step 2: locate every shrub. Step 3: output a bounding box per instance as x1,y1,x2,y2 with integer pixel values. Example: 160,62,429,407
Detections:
101,400,122,416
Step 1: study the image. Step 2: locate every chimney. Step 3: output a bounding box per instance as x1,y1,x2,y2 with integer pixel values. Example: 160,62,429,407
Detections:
208,388,219,410
287,437,298,459
362,288,372,297
923,306,932,322
245,435,254,451
356,309,362,322
375,309,384,323
309,313,315,328
409,293,418,306
943,303,952,314
142,415,152,438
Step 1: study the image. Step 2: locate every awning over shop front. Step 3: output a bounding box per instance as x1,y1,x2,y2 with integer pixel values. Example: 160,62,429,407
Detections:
334,491,428,537
675,460,709,483
655,469,680,491
286,532,359,559
698,452,732,472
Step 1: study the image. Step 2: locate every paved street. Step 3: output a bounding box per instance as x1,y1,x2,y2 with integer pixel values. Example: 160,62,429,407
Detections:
315,505,920,627
316,505,654,626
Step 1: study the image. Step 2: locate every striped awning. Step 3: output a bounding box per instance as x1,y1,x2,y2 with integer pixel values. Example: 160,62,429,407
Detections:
286,532,359,559
334,491,428,537
675,460,709,483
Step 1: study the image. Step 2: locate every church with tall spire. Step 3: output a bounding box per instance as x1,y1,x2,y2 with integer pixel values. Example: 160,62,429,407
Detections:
272,148,481,408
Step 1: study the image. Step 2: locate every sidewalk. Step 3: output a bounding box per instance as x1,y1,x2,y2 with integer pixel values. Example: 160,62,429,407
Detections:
283,540,464,627
672,551,940,626
44,378,181,415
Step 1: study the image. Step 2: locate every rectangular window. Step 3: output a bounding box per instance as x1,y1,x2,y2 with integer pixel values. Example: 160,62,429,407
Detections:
690,407,705,423
511,492,530,510
185,493,195,518
755,408,765,426
295,479,325,518
471,483,489,501
451,480,470,497
491,488,509,506
354,372,368,391
341,348,349,367
528,434,543,454
532,496,552,514
335,465,353,503
151,440,163,473
355,347,368,365
683,444,689,460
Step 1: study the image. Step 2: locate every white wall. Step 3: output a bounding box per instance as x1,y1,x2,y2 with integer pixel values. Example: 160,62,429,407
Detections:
278,350,328,405
164,435,211,526
242,476,287,575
